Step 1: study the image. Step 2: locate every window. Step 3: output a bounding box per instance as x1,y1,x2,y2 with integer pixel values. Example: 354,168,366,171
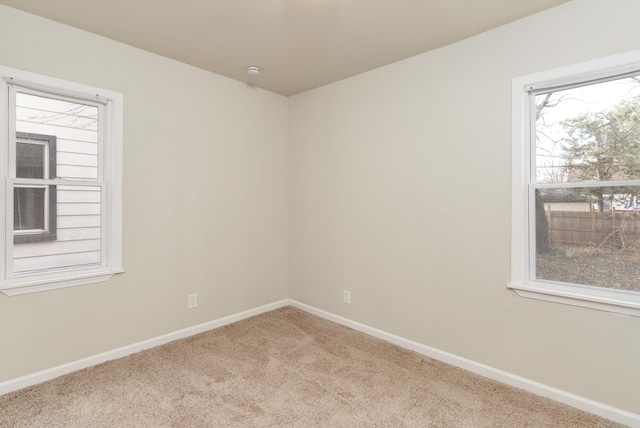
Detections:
14,132,57,244
0,66,123,295
511,50,640,316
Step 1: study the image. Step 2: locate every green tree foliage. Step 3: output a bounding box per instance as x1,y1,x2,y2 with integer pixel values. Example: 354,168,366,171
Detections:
561,98,640,211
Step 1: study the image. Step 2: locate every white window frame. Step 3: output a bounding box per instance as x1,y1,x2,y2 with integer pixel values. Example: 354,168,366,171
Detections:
0,66,124,295
510,49,640,317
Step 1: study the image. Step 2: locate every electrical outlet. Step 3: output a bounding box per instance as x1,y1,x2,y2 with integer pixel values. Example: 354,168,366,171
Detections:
188,293,198,309
343,290,351,304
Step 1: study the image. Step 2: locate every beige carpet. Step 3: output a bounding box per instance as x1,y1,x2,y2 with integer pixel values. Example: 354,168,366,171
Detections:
0,307,623,427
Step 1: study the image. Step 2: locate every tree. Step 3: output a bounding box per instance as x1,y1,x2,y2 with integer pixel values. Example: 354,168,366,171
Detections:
534,189,549,253
534,93,564,253
561,98,640,212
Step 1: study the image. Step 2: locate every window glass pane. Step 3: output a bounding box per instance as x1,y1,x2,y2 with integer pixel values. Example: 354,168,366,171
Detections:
535,75,640,184
13,185,101,275
14,187,46,231
16,92,98,180
535,185,640,292
16,142,45,179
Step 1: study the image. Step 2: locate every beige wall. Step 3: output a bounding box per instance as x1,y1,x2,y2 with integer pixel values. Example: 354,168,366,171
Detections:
289,0,640,415
0,5,288,380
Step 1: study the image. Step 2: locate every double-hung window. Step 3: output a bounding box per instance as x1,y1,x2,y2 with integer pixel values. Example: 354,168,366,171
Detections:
0,66,123,295
511,50,640,316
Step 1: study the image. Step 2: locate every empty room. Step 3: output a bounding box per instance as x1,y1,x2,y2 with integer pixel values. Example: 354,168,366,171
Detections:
0,0,639,426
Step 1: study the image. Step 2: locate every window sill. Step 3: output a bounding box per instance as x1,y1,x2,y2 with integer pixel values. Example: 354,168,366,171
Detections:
1,268,124,296
508,281,640,317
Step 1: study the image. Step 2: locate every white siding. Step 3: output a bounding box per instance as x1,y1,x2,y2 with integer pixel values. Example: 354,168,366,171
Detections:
544,202,592,212
56,152,98,167
14,239,100,258
13,251,101,273
57,139,98,155
56,215,100,228
15,123,97,144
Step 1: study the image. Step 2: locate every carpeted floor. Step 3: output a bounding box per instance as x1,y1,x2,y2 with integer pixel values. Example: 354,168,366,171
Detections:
0,306,624,427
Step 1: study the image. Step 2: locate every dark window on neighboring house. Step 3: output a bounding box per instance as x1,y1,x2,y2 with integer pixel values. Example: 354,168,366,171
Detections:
14,132,57,244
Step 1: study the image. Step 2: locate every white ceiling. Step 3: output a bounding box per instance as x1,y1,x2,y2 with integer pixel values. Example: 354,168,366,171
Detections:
0,0,569,96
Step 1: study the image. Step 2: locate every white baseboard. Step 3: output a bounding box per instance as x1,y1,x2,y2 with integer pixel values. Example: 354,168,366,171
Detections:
288,300,640,428
0,299,289,396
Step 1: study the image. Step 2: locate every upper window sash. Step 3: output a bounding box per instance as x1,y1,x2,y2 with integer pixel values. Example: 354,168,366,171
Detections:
9,84,105,182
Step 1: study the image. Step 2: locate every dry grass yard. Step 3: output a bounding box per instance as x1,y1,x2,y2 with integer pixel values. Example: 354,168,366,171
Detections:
536,246,640,292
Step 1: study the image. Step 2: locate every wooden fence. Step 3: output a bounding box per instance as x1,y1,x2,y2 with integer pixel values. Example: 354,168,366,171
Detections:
546,209,640,247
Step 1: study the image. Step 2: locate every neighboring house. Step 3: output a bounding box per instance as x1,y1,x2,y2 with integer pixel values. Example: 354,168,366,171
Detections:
539,188,592,212
622,195,640,211
540,188,640,213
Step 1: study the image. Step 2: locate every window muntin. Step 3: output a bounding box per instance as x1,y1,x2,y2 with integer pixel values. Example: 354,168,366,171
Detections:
0,66,123,295
511,51,640,316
